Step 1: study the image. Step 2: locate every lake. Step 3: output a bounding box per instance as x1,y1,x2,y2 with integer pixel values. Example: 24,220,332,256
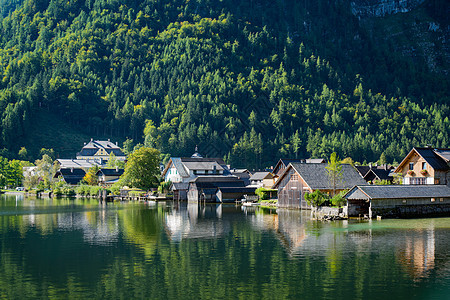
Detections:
0,194,449,299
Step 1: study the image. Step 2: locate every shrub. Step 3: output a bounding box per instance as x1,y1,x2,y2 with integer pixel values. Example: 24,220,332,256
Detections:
304,190,328,207
89,186,101,196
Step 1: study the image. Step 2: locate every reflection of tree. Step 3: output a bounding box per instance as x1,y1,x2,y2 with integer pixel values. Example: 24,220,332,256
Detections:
119,205,164,257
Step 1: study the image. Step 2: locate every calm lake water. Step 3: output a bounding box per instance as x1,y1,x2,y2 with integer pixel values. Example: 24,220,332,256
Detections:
0,194,449,299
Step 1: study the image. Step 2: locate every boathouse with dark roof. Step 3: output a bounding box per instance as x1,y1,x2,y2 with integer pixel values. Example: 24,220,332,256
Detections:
345,185,450,218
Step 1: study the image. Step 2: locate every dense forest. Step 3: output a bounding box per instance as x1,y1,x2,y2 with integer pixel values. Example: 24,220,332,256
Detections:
0,0,448,168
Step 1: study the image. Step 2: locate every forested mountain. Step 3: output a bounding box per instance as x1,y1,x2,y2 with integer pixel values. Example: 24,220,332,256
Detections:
0,0,448,168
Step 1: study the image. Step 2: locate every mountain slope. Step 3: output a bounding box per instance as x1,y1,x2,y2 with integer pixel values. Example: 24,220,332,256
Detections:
0,0,448,167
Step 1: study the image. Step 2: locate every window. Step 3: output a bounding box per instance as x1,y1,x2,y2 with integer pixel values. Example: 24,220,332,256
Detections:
422,162,427,170
409,162,414,170
291,174,298,181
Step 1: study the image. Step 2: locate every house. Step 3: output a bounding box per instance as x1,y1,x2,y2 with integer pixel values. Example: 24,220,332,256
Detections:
345,185,450,218
230,169,252,186
249,171,276,188
273,158,325,176
394,147,450,185
273,163,366,209
54,168,86,185
161,151,232,200
363,168,393,184
187,176,245,203
96,168,124,186
76,139,126,163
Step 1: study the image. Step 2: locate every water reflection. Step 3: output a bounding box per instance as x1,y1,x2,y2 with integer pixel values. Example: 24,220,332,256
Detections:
165,203,232,242
0,195,449,299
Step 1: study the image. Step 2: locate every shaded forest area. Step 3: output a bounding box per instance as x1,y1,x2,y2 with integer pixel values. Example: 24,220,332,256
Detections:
0,0,448,168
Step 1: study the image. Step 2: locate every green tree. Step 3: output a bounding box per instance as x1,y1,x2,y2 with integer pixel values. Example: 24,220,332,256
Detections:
120,147,160,190
326,152,343,196
18,147,28,160
83,165,100,186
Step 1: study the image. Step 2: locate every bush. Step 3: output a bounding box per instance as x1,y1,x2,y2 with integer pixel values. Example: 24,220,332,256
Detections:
75,185,89,196
89,186,101,196
304,190,328,207
330,190,348,207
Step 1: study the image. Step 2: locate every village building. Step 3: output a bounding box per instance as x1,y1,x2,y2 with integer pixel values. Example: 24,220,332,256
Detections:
54,168,86,185
273,163,366,209
272,158,325,176
187,176,248,203
345,185,450,218
230,169,252,186
96,168,124,186
394,147,450,185
249,171,276,188
161,150,232,200
363,167,394,184
76,139,126,163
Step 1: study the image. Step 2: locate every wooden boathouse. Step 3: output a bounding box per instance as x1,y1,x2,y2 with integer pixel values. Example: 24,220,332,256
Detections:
345,185,450,218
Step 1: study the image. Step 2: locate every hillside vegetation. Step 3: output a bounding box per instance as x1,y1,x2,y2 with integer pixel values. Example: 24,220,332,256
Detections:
0,0,448,168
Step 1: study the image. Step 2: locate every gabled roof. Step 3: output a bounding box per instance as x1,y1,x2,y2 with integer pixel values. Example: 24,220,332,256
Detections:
345,185,450,200
250,171,274,181
273,158,325,175
77,140,125,157
182,161,224,171
364,169,392,181
162,157,227,178
96,168,124,176
355,166,371,177
54,168,86,185
274,163,366,190
434,149,450,162
395,147,450,172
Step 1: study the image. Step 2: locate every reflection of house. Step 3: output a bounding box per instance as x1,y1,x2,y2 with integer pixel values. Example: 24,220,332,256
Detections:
54,168,86,185
394,147,449,185
249,172,276,188
274,163,366,209
187,176,245,203
96,168,124,186
345,185,450,218
76,139,126,162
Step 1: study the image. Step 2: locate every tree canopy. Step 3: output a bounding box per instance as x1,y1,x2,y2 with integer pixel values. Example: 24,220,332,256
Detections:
120,147,160,190
0,0,447,166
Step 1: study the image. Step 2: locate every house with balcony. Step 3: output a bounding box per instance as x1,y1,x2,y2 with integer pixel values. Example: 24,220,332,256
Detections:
394,147,450,185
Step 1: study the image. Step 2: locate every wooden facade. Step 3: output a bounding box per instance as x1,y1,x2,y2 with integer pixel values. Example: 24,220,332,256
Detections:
277,168,308,209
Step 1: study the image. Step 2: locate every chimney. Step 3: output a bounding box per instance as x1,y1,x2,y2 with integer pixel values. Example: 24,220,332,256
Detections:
71,167,74,173
84,142,86,146
90,138,93,142
369,163,372,169
108,138,110,142
116,166,119,172
115,141,118,146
